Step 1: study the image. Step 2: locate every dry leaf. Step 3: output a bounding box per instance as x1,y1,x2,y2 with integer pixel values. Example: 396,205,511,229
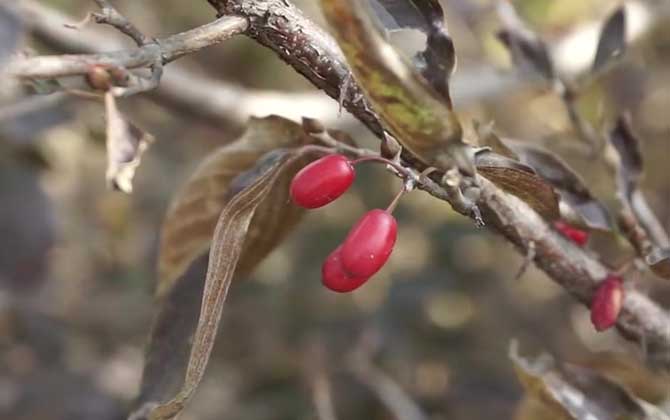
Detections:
131,116,317,420
496,1,554,81
476,150,560,221
156,115,313,297
609,114,669,250
511,341,670,420
369,0,456,104
646,248,670,280
504,140,612,231
593,7,626,75
104,92,154,193
321,0,473,174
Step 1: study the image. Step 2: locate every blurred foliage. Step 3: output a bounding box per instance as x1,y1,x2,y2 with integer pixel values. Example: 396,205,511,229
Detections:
1,1,669,420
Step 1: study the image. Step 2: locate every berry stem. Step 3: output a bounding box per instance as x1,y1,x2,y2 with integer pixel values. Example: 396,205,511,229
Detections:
386,183,408,214
351,155,418,184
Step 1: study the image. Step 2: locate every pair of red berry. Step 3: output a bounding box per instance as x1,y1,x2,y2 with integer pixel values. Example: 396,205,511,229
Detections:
290,154,398,293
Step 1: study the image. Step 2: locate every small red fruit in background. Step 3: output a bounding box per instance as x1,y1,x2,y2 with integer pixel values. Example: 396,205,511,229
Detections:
290,154,355,209
590,274,623,332
554,220,589,247
340,209,397,278
321,247,369,293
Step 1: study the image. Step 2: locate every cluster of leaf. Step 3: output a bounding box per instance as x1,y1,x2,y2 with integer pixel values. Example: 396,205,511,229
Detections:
493,2,670,277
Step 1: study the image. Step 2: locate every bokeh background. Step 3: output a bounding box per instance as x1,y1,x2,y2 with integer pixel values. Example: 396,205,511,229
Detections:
1,1,670,419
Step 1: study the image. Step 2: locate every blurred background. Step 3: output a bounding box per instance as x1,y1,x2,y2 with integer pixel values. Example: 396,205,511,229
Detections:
1,0,669,419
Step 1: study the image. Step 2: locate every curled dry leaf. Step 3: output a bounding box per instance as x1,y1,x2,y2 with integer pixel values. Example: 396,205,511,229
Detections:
645,248,670,280
609,114,670,250
475,150,560,221
131,116,317,420
496,1,554,82
0,3,22,71
104,92,154,193
592,7,627,75
321,0,473,174
156,115,314,297
510,341,670,420
504,140,612,231
369,0,456,104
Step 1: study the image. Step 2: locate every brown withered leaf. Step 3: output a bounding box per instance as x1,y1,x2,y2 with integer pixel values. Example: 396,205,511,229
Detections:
132,149,312,420
104,92,154,193
321,0,473,174
609,114,670,250
511,342,670,420
476,150,560,221
131,117,317,420
646,248,670,280
156,115,313,297
504,140,612,231
593,7,626,75
369,0,456,104
496,1,554,81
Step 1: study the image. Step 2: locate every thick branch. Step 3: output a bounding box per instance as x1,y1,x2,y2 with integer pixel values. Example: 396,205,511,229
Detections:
207,0,670,366
208,0,385,137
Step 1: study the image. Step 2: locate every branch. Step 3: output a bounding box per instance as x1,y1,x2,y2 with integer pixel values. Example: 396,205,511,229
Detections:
7,14,248,79
15,1,347,127
90,0,149,46
205,0,670,367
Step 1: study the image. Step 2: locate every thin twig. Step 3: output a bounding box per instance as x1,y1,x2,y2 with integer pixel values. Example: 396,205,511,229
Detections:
348,333,428,420
7,15,248,79
91,0,149,46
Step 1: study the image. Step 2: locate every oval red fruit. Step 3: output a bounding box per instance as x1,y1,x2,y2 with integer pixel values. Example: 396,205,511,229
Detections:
554,220,589,247
322,247,369,293
590,274,623,332
340,209,397,278
290,154,355,209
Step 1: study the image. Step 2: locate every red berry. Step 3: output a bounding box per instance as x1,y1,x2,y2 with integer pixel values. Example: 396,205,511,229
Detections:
290,154,355,209
554,220,589,247
340,209,397,278
590,274,623,332
321,247,369,293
